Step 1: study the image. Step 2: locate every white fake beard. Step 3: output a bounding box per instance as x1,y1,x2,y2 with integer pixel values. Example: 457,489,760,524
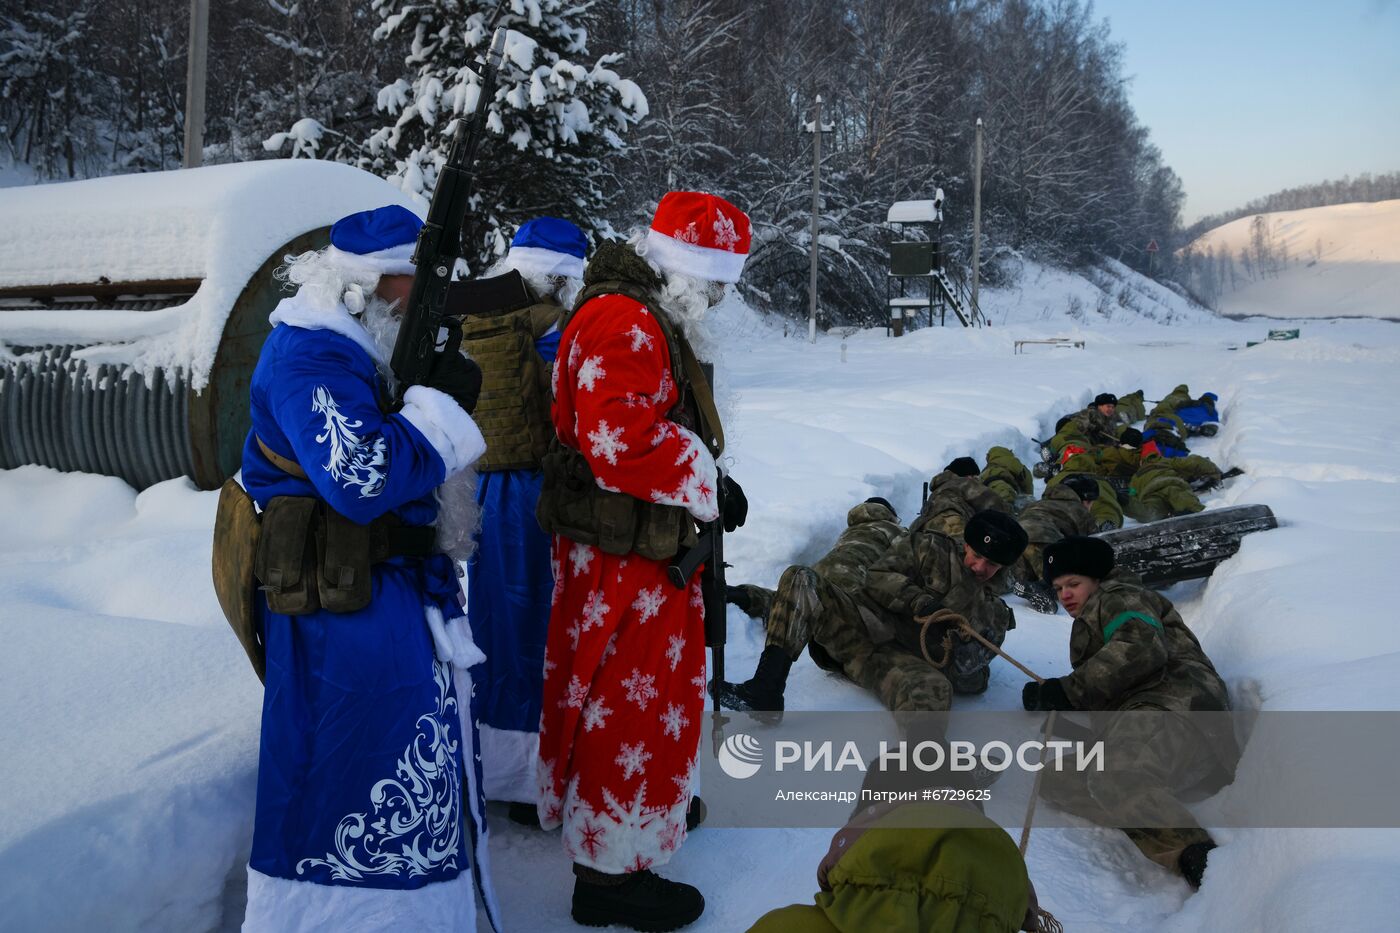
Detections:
434,464,481,565
486,257,581,309
358,295,402,392
630,234,724,360
359,294,482,563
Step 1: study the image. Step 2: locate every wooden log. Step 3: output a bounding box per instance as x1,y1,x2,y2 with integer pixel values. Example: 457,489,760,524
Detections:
1094,504,1278,588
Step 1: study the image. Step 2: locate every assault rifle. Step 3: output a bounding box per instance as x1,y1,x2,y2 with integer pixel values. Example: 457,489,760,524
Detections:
389,28,514,397
665,364,729,718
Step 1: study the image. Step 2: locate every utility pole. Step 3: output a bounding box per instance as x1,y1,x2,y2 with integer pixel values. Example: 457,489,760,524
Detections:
803,94,834,343
971,117,984,314
182,0,210,168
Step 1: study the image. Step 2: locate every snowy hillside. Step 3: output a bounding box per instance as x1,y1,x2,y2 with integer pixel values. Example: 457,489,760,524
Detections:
2,262,1399,931
1181,199,1400,320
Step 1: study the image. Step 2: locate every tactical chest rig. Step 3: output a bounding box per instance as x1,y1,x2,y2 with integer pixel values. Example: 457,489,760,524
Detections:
459,299,561,472
535,241,724,561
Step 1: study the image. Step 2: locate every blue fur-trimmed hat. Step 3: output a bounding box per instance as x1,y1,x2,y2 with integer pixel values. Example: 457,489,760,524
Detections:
327,205,423,277
507,217,587,279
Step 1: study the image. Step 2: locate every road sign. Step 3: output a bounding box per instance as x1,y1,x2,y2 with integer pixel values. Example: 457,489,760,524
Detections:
1146,239,1160,252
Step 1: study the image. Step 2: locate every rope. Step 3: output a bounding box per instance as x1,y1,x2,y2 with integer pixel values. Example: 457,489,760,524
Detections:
914,609,1057,858
915,608,963,668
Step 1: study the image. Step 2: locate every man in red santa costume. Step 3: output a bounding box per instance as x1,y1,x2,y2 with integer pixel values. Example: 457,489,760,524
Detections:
535,191,751,930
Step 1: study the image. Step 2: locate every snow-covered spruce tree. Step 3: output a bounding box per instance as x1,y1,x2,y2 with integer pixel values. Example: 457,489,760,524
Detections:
0,3,108,179
360,0,646,271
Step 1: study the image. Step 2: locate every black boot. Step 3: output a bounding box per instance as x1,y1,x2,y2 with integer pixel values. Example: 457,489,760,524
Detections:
572,865,704,931
710,645,792,717
1009,577,1058,614
1178,841,1215,889
685,795,706,831
507,801,543,829
725,584,774,620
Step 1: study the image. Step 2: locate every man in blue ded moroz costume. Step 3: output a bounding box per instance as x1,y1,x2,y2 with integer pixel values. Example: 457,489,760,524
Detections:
460,218,586,825
238,205,500,930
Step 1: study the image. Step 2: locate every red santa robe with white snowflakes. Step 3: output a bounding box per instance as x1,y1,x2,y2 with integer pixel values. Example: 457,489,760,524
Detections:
536,291,718,874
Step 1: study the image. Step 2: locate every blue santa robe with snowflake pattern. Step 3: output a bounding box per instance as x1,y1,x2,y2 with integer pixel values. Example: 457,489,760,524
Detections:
239,296,499,932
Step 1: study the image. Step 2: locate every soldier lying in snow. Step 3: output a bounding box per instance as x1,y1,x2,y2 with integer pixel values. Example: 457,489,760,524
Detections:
715,506,1027,716
911,457,1012,537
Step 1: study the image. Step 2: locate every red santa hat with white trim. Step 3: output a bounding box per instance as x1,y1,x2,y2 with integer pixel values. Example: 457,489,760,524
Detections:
644,191,752,284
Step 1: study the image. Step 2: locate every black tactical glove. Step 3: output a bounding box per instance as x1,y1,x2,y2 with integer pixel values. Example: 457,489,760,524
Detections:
1021,677,1074,712
426,350,483,415
721,475,748,532
910,593,941,621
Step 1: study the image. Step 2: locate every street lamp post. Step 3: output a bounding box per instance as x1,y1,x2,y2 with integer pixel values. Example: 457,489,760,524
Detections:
803,94,835,343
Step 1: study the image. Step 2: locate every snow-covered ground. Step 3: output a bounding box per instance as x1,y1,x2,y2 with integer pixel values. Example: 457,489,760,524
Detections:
1184,199,1400,321
2,262,1399,931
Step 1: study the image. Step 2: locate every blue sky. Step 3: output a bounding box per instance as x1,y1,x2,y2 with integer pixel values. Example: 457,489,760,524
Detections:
1098,0,1400,222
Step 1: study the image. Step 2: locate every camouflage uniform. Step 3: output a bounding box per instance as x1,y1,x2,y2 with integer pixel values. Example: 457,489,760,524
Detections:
728,500,903,626
1041,575,1235,872
910,470,1009,538
1049,404,1126,463
857,530,1017,703
1012,484,1096,584
744,514,1013,713
979,446,1033,507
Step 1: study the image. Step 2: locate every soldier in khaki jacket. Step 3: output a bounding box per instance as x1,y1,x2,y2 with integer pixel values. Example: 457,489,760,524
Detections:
1022,536,1237,889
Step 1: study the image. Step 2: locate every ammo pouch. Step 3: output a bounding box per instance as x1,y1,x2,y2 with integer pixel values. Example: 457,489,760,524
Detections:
254,498,438,616
460,302,558,472
212,478,267,682
536,440,696,561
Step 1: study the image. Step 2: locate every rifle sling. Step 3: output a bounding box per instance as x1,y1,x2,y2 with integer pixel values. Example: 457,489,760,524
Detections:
257,436,308,479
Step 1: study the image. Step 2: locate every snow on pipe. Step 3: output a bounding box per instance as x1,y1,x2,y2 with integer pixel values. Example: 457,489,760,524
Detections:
0,348,196,489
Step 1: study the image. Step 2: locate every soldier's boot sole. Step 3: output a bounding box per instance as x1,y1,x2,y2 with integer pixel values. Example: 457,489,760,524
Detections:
1178,841,1215,890
1010,578,1058,615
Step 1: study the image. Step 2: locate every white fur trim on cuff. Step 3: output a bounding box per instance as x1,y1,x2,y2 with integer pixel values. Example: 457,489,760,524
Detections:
507,245,586,280
644,229,747,284
399,385,487,475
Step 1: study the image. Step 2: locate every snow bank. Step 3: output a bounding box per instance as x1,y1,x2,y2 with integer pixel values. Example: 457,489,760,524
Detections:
978,256,1219,329
0,160,420,387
